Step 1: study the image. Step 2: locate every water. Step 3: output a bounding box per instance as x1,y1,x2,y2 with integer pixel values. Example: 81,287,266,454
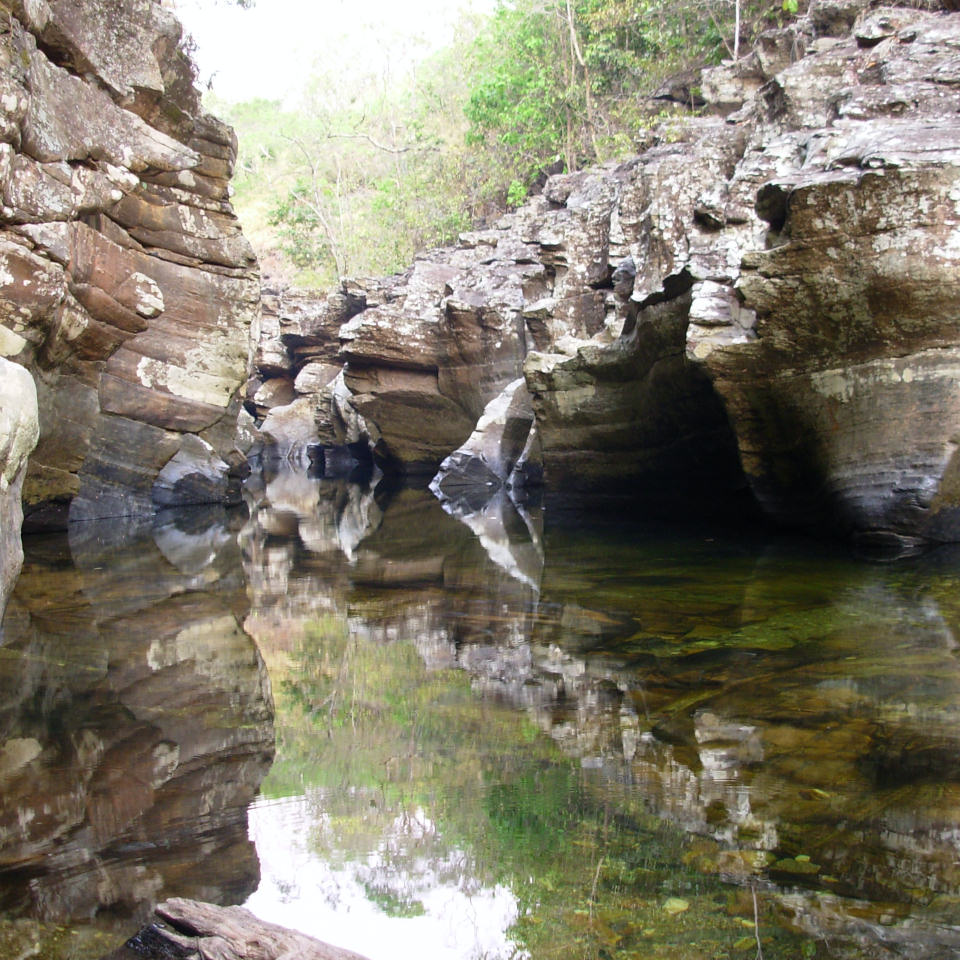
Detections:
2,471,960,959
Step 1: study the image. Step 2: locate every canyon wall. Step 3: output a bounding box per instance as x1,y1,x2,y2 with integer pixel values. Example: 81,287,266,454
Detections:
0,0,259,539
263,0,960,548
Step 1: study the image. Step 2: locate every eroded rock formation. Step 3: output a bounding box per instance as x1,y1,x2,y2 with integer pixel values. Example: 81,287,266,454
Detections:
0,0,259,530
265,0,960,546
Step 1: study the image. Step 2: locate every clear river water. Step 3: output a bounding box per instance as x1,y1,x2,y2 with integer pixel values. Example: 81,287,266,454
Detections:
1,468,960,960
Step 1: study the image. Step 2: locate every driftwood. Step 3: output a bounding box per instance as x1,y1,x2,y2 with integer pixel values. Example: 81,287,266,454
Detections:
138,897,373,960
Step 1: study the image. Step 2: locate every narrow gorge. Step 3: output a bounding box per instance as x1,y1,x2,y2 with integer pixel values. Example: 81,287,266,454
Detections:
1,0,960,958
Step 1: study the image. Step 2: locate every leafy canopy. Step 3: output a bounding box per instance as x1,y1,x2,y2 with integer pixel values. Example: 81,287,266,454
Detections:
220,0,798,287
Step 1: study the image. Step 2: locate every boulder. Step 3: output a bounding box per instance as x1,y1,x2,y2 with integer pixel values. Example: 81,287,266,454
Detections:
694,7,960,543
431,378,536,510
0,358,38,616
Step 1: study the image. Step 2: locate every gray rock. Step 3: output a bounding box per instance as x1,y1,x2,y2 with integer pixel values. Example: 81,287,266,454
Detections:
245,1,960,545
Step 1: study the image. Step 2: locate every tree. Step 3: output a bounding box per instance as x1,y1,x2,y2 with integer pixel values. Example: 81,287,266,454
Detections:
464,0,798,206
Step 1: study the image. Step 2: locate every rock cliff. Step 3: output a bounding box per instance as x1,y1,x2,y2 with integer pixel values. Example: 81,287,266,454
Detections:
265,0,960,548
0,0,259,534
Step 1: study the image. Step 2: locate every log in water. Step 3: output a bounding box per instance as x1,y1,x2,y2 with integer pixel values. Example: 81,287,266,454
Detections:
143,897,371,960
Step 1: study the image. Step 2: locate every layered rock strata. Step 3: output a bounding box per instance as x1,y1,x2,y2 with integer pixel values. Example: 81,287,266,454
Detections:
251,281,368,468
269,0,960,544
0,0,259,529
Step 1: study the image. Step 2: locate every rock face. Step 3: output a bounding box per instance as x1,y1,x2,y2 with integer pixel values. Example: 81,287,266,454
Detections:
0,357,38,617
0,0,259,529
251,282,367,467
695,2,960,545
263,0,960,545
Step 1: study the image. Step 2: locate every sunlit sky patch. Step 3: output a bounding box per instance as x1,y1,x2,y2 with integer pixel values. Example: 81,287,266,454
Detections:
173,0,497,104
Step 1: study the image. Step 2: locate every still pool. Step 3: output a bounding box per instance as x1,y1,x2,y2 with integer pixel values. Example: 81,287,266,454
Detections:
1,473,959,959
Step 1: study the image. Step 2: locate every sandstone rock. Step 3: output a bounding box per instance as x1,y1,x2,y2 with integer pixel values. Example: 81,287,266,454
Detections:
253,376,296,417
0,0,259,529
259,396,322,467
0,358,38,616
246,2,960,545
692,8,960,542
152,434,230,508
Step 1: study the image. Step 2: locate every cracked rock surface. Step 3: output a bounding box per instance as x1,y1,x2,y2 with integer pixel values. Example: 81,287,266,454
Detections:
289,0,960,544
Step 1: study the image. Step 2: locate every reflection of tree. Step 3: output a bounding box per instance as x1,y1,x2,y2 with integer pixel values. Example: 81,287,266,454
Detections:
245,483,960,958
258,601,812,960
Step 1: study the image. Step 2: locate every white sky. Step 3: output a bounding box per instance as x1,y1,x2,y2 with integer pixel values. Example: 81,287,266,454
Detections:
173,0,496,104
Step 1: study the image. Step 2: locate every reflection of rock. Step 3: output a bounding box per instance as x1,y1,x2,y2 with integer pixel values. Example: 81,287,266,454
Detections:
517,535,960,956
0,512,274,953
237,473,960,957
434,489,544,592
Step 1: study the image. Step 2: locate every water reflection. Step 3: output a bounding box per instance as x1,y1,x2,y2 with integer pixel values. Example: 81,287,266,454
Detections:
0,509,275,959
241,472,960,960
2,469,959,959
247,795,520,960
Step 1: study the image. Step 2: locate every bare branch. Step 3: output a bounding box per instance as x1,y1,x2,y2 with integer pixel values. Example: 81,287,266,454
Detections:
325,131,414,154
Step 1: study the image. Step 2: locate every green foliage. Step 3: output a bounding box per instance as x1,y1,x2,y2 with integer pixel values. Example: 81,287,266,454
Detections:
219,0,801,286
462,0,794,203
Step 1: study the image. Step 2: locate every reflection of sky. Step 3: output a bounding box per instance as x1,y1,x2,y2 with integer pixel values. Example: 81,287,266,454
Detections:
245,794,524,960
